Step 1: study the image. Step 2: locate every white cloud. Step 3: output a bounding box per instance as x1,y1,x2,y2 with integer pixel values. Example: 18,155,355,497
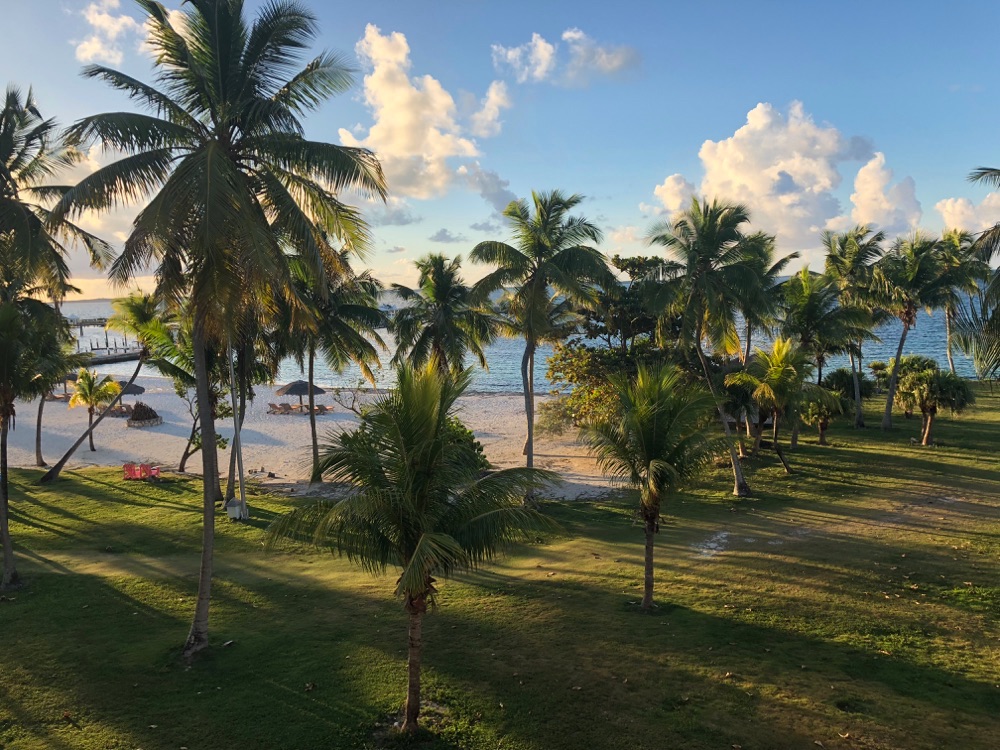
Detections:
493,29,638,86
470,219,501,233
385,245,407,254
75,0,141,65
650,174,696,214
341,25,511,201
609,225,641,247
457,163,517,215
369,196,422,227
491,33,557,83
935,193,1000,231
846,152,921,235
469,81,511,138
429,228,467,243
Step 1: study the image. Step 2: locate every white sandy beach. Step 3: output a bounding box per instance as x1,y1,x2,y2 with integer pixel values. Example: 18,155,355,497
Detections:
6,376,614,501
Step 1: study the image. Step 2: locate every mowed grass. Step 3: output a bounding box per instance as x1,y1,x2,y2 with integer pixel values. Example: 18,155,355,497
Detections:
2,389,999,749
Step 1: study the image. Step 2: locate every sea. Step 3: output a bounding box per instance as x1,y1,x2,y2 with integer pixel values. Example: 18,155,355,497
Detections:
60,298,977,392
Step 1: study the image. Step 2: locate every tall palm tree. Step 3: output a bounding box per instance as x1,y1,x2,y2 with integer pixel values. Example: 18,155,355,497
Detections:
873,233,945,430
780,268,873,384
68,369,121,452
31,342,85,467
736,233,797,363
583,366,718,609
0,245,70,588
42,292,163,482
391,254,497,375
50,0,386,659
268,363,553,733
823,225,885,428
471,190,612,470
0,84,112,294
645,197,762,497
937,229,989,374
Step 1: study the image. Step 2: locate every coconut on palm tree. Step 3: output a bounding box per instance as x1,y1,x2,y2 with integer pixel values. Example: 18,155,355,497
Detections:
268,363,553,734
51,0,386,658
391,254,497,375
583,365,719,609
471,190,613,471
645,197,766,497
68,370,121,451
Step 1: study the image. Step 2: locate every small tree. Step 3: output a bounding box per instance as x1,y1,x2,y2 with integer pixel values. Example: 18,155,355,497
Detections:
583,366,719,609
897,368,974,445
268,363,552,734
67,370,121,452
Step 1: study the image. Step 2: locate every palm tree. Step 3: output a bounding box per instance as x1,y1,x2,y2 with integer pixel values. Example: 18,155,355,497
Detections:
583,366,718,609
937,229,989,374
645,197,763,497
51,0,386,658
0,84,112,294
897,368,974,445
726,338,830,474
823,225,885,428
0,245,70,588
68,369,121,451
780,268,873,384
736,233,798,363
42,292,162,482
391,254,497,375
471,190,612,471
874,233,945,430
267,363,553,733
31,342,85,467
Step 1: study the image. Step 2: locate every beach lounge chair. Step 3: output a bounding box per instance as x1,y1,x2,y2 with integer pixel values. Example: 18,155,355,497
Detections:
267,403,281,414
312,404,331,415
140,464,161,480
122,404,133,417
123,463,142,480
277,403,294,414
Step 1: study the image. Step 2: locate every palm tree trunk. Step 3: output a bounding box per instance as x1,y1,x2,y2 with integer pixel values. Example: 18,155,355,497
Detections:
743,321,752,364
0,414,20,589
183,324,219,660
402,596,427,733
34,397,46,467
40,356,142,484
694,336,751,497
789,412,800,449
945,309,956,374
641,511,656,610
772,412,792,474
520,339,535,467
752,410,765,455
308,345,320,483
922,409,936,446
881,322,910,430
850,350,864,428
179,414,199,472
225,349,248,502
87,410,96,452
818,418,829,446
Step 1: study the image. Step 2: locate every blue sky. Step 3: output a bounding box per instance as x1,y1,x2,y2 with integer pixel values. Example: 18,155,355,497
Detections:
5,0,1000,297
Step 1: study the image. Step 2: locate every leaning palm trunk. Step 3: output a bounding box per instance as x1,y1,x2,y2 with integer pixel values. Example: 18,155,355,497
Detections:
224,355,247,502
945,309,956,374
183,325,219,659
40,356,143,483
742,321,753,364
694,339,751,497
922,409,937,445
520,338,535,467
771,411,792,474
881,323,910,430
1,415,19,589
308,346,320,483
849,351,865,428
34,397,46,467
403,594,428,733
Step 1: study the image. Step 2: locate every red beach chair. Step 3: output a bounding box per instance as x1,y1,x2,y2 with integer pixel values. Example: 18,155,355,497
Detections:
139,464,161,480
123,463,142,480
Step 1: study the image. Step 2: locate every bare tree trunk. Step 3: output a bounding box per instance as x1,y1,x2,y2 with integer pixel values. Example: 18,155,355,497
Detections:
179,414,199,472
225,351,248,501
520,339,535,467
850,350,865,428
695,337,751,497
308,345,320,483
87,409,95,452
945,309,956,374
922,410,936,446
183,324,218,660
40,356,142,483
882,322,910,430
790,416,800,449
818,418,829,446
0,415,19,589
772,412,792,474
742,321,752,364
34,397,46,467
402,596,427,733
641,512,656,610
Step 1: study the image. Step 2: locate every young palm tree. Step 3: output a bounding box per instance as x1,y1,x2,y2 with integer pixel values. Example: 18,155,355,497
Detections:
897,368,975,445
873,233,945,430
42,292,162,482
391,254,497,375
68,369,121,452
937,229,989,374
268,363,553,733
471,190,613,470
51,0,386,658
646,197,763,496
823,226,885,428
583,366,718,609
726,338,830,474
0,84,112,294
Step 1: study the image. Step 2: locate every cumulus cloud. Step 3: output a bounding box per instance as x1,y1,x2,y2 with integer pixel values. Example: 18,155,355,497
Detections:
470,219,502,233
429,228,467,243
469,81,511,138
846,152,921,235
457,163,518,215
75,0,141,65
491,33,557,83
369,196,423,227
935,193,1000,231
649,174,696,214
492,29,638,86
608,225,641,247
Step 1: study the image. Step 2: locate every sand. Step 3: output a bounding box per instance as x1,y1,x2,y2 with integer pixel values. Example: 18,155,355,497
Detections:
6,376,615,501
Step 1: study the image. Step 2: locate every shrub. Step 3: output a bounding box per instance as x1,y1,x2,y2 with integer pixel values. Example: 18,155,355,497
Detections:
130,402,159,421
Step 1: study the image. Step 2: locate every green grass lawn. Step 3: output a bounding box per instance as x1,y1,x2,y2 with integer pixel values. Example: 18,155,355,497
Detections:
2,389,999,749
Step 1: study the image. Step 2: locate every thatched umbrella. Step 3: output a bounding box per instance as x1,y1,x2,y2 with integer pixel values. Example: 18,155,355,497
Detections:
117,380,146,402
276,379,325,409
